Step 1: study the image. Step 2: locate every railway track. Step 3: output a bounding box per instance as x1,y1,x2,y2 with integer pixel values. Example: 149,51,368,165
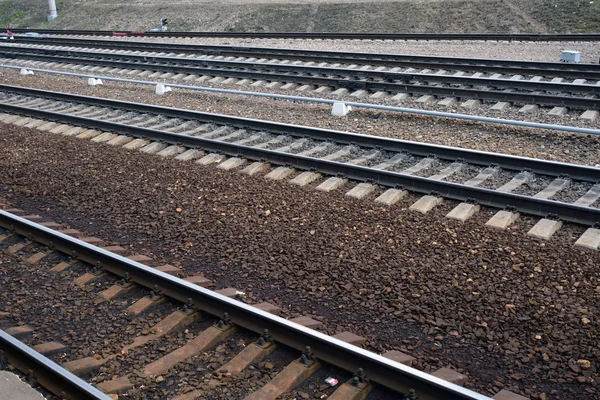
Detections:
10,29,600,41
0,329,109,399
13,36,600,81
0,84,599,246
0,208,496,400
2,45,600,110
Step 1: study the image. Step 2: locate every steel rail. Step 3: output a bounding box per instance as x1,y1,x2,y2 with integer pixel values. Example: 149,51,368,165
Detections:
9,29,600,41
1,83,599,181
12,36,600,79
2,50,599,109
4,46,599,95
0,329,111,400
0,211,491,400
1,87,599,225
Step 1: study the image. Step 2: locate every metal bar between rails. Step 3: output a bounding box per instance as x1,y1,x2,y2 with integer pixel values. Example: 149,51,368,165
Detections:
0,211,491,400
3,64,600,136
0,329,111,400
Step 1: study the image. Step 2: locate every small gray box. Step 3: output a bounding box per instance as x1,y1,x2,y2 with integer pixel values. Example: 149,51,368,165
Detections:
560,50,581,63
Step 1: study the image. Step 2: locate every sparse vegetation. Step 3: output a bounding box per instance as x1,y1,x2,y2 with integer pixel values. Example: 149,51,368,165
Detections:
0,0,598,33
516,0,600,33
6,11,24,24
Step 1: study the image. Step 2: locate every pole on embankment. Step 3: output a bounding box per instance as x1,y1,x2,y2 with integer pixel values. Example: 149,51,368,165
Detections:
48,0,58,21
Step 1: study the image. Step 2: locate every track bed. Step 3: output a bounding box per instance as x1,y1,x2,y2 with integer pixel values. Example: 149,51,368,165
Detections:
0,123,598,399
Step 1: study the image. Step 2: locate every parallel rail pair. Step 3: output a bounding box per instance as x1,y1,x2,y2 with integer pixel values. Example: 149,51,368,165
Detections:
0,84,598,226
13,36,600,80
0,210,489,400
9,29,600,41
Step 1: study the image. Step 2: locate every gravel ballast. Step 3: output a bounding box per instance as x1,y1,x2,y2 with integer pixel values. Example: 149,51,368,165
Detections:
1,71,599,168
0,246,304,399
72,35,600,64
0,125,598,399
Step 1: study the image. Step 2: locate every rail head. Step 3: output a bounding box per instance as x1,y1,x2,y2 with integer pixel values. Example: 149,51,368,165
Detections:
0,329,111,400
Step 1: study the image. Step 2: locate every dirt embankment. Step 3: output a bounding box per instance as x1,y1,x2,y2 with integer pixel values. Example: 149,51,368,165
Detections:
1,0,599,34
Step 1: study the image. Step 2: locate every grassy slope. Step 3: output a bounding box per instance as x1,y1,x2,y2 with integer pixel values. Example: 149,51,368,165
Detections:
0,0,598,33
0,0,65,28
225,1,530,33
518,0,600,33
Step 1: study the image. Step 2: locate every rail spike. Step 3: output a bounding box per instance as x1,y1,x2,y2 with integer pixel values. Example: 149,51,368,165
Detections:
217,312,231,329
119,272,130,286
181,297,194,314
91,261,102,275
351,367,369,387
546,213,560,221
149,284,161,300
300,346,315,366
257,329,271,347
403,389,419,400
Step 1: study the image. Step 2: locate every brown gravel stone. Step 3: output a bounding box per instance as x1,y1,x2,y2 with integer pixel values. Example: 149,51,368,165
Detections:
1,125,599,398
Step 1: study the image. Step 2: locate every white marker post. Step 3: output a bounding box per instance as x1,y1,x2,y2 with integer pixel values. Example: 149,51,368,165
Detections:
331,102,351,116
48,0,58,21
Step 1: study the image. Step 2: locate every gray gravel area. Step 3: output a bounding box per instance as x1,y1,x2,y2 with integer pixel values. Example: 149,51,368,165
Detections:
364,151,393,167
480,170,514,190
409,159,441,178
511,176,553,197
551,182,596,206
77,35,600,64
387,154,422,173
445,165,480,184
2,69,599,169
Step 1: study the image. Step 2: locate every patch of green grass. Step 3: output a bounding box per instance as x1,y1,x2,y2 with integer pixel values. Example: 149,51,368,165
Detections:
6,11,24,24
